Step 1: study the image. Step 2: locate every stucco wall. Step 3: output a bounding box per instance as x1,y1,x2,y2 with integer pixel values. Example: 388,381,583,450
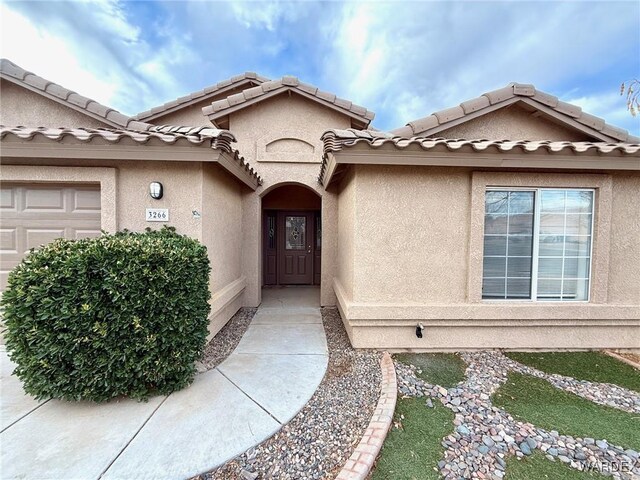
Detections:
354,165,470,303
336,168,356,300
200,163,246,338
0,158,203,238
231,93,349,163
229,93,351,307
438,105,593,141
334,164,640,350
113,161,203,238
201,163,243,291
1,157,248,339
0,81,111,128
608,173,640,304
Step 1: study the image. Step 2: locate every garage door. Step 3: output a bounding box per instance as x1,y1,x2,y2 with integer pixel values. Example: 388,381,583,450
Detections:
0,184,101,290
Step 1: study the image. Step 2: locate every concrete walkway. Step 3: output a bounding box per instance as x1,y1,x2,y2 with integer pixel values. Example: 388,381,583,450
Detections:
0,287,328,480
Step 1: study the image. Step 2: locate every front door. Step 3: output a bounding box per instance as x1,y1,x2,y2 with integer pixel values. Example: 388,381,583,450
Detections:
277,211,313,284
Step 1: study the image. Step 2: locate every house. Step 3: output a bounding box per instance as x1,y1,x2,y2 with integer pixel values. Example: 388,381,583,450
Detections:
1,58,639,351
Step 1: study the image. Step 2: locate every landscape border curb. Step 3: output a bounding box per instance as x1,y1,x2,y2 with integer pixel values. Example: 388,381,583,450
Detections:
605,350,640,370
335,351,397,480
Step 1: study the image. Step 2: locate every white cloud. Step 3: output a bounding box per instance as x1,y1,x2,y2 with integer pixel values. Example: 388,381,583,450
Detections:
333,3,392,102
228,0,315,31
84,0,139,43
0,3,119,106
0,0,637,137
326,1,640,132
0,0,203,115
230,1,285,31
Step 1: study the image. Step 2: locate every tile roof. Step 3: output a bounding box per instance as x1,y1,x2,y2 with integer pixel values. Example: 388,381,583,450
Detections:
322,128,640,155
134,72,270,121
0,125,262,185
320,128,640,182
1,124,232,146
0,58,153,131
391,83,640,143
202,76,375,126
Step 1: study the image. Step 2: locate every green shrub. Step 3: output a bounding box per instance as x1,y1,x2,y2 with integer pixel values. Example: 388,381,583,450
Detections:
1,226,211,402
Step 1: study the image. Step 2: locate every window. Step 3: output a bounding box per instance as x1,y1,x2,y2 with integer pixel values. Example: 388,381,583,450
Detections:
482,189,594,301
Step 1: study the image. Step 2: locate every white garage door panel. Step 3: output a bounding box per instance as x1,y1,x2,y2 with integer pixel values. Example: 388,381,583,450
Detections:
0,184,101,291
24,188,65,211
74,190,101,212
25,229,66,251
0,188,16,209
0,229,18,253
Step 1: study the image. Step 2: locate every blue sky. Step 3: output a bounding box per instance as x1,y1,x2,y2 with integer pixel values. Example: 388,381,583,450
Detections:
1,0,639,134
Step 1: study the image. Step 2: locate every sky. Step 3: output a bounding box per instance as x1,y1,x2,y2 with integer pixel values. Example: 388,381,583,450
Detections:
1,0,639,135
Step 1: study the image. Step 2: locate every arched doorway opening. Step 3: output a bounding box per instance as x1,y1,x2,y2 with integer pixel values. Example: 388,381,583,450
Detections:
262,183,321,286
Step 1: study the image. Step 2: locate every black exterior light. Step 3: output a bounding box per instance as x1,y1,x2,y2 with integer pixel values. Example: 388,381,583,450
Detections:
416,323,425,338
149,182,163,200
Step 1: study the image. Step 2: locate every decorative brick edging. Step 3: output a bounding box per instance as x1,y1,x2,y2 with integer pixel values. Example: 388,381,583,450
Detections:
335,352,397,480
605,350,640,370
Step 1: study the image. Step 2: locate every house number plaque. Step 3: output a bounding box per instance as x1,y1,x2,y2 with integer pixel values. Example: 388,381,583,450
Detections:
146,208,169,222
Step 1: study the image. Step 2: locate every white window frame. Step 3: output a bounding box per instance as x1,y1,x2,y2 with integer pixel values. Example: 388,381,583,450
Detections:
482,187,595,303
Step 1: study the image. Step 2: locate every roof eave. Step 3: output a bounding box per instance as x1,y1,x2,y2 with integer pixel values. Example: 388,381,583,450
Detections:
218,150,262,190
0,135,220,161
0,130,262,188
321,143,640,187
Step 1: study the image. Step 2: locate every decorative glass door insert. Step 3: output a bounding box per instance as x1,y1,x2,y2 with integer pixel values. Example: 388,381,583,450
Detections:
285,216,306,250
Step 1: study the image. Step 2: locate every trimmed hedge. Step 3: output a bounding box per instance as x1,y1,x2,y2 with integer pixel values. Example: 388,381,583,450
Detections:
1,227,211,402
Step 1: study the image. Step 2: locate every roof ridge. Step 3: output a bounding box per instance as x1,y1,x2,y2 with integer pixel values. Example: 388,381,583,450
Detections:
201,75,375,125
134,71,270,121
0,58,153,131
391,82,639,143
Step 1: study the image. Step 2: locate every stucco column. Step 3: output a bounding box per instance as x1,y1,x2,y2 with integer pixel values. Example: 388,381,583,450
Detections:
321,189,338,306
241,188,262,307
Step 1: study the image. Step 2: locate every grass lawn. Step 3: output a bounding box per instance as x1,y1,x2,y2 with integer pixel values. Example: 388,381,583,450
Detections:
394,353,467,388
493,372,640,450
372,397,454,480
505,351,640,393
505,451,604,479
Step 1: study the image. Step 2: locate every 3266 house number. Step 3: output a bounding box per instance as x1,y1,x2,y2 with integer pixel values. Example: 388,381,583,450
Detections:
146,208,169,222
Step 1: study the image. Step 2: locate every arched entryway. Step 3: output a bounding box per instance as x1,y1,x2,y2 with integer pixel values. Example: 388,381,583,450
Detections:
261,183,321,286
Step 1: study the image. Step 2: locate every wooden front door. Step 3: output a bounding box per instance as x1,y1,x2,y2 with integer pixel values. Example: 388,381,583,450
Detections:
277,211,313,285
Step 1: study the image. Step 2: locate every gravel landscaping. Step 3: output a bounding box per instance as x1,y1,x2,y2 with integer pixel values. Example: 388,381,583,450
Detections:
196,307,257,371
194,307,381,480
395,351,640,480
